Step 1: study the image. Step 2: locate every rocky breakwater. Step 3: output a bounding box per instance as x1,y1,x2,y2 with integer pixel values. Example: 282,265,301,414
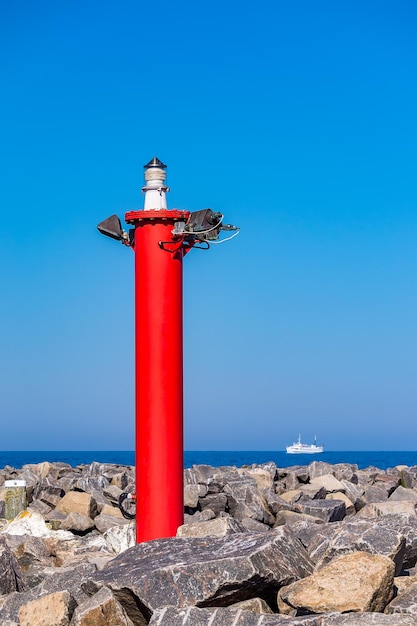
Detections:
1,461,417,624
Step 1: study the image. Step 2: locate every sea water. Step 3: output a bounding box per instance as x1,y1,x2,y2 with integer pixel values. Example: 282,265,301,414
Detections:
0,450,417,470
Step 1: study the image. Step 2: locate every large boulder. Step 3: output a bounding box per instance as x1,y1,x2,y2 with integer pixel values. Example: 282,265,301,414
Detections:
0,537,26,594
223,482,275,525
56,491,98,519
385,580,417,615
278,551,395,614
83,528,314,623
177,517,245,538
305,518,406,574
376,513,417,569
0,563,96,622
148,606,325,625
18,590,76,626
71,586,134,626
294,498,346,522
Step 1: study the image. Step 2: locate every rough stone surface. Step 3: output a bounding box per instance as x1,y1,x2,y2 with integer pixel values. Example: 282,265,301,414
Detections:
294,497,346,522
376,514,417,569
177,517,245,538
385,580,417,615
0,537,26,595
55,492,98,519
306,518,406,574
18,590,76,626
0,563,96,622
84,528,313,622
278,551,395,614
71,586,135,626
148,606,325,625
60,512,95,534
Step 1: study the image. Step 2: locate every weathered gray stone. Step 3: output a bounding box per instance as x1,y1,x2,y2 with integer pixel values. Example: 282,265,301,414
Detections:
0,537,26,594
224,482,275,525
298,485,327,500
94,513,130,534
359,501,416,518
102,484,123,506
306,518,406,574
309,473,345,493
184,509,216,524
278,551,395,614
376,513,417,569
148,606,325,625
177,517,245,538
397,467,417,489
364,484,395,504
229,597,274,614
60,512,95,534
240,518,270,533
184,484,207,508
71,586,134,626
323,613,417,625
294,497,346,522
84,528,314,623
386,580,417,615
0,563,96,622
389,486,417,504
274,510,324,527
326,491,355,515
263,491,294,516
199,493,228,516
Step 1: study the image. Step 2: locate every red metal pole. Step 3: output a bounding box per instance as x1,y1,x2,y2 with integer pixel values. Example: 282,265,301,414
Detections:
125,209,189,543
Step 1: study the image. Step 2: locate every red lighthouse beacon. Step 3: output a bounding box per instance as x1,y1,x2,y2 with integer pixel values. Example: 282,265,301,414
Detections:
98,157,238,543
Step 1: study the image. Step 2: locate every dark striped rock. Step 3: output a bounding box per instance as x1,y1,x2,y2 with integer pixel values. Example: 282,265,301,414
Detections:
223,482,275,525
148,606,324,625
305,518,406,574
0,563,96,623
83,528,313,624
0,538,26,595
294,497,346,522
385,580,417,615
376,513,417,569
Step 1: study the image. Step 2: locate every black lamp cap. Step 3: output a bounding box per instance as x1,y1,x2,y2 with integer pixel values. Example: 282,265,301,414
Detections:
144,156,167,169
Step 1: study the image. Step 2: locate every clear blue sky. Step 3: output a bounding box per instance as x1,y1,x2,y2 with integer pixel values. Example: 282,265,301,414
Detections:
1,1,416,451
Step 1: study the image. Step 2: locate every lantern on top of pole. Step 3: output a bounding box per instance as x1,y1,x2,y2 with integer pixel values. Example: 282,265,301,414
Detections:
97,157,239,543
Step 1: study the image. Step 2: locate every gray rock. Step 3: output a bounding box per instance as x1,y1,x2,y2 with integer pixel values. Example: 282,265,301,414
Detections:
60,512,95,534
149,606,325,625
0,537,26,594
386,580,417,615
389,486,417,504
306,518,406,574
199,493,228,516
240,518,270,533
71,586,134,626
184,484,206,508
324,613,417,625
184,509,216,524
294,497,346,522
0,563,96,622
83,528,313,623
94,514,130,534
177,517,245,538
363,484,394,504
223,482,275,525
376,513,417,569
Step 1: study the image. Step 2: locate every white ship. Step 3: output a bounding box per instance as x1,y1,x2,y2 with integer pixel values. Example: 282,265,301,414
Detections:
286,435,324,454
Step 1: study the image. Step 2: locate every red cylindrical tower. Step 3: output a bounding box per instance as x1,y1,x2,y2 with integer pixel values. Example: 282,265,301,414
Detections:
97,156,238,543
125,158,189,543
